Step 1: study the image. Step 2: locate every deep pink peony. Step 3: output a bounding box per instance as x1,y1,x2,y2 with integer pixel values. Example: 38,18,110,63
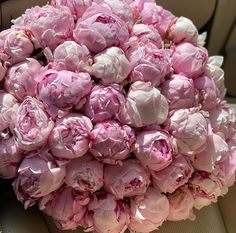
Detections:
49,113,93,159
104,160,150,199
134,130,174,171
39,186,90,230
89,121,135,164
129,187,169,233
37,70,92,118
65,153,103,192
5,58,42,101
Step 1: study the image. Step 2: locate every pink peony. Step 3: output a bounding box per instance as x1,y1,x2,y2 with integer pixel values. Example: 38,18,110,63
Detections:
14,97,54,151
209,103,236,140
73,6,129,53
172,42,208,78
13,5,75,50
37,70,92,118
49,113,93,159
166,108,208,156
167,186,195,221
0,62,7,81
0,91,19,132
140,2,175,37
0,163,19,179
189,171,223,210
51,0,92,18
193,133,229,173
205,56,226,99
129,187,169,233
161,74,196,110
134,130,174,171
104,160,150,199
127,43,171,86
39,186,90,230
0,28,34,64
52,41,92,72
90,47,131,84
83,192,130,233
84,84,126,123
194,75,220,110
4,58,41,101
89,121,135,165
167,17,199,44
13,153,66,208
128,24,162,48
120,81,169,127
65,153,103,192
152,156,194,193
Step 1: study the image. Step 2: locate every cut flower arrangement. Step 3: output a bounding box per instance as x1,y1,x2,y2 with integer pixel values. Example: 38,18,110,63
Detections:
0,0,236,232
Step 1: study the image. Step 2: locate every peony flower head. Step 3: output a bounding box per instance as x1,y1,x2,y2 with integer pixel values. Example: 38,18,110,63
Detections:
65,153,104,192
152,156,194,193
13,153,66,208
89,120,135,165
39,186,90,230
5,58,42,101
90,47,131,84
49,113,93,159
37,70,92,119
84,84,126,123
104,159,150,199
172,42,208,78
161,74,196,110
167,16,199,44
13,5,75,50
134,130,174,171
120,81,169,127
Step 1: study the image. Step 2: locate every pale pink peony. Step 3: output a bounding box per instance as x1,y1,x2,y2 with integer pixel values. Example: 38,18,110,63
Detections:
14,97,54,151
73,6,129,53
13,5,75,50
172,42,208,78
84,84,126,123
49,113,93,159
51,0,92,18
161,74,196,110
65,153,103,192
152,156,194,193
83,192,130,233
166,108,208,156
205,56,226,99
167,186,195,221
127,43,171,86
189,171,223,210
134,130,174,171
104,160,150,199
209,104,236,140
193,133,229,172
194,75,220,110
128,24,162,48
89,121,135,165
167,17,199,44
120,81,169,127
37,70,92,118
13,153,66,208
52,41,92,72
140,2,175,37
0,163,19,179
4,58,42,101
0,91,19,132
0,28,34,64
90,47,131,84
129,187,169,233
39,186,90,230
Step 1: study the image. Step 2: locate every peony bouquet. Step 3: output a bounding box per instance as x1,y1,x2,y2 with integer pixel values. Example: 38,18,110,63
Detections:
0,0,236,232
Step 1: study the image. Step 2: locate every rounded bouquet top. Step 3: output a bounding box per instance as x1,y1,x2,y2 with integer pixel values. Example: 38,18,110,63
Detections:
0,0,236,232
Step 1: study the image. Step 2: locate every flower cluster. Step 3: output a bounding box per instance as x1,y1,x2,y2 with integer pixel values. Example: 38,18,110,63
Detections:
0,0,235,233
